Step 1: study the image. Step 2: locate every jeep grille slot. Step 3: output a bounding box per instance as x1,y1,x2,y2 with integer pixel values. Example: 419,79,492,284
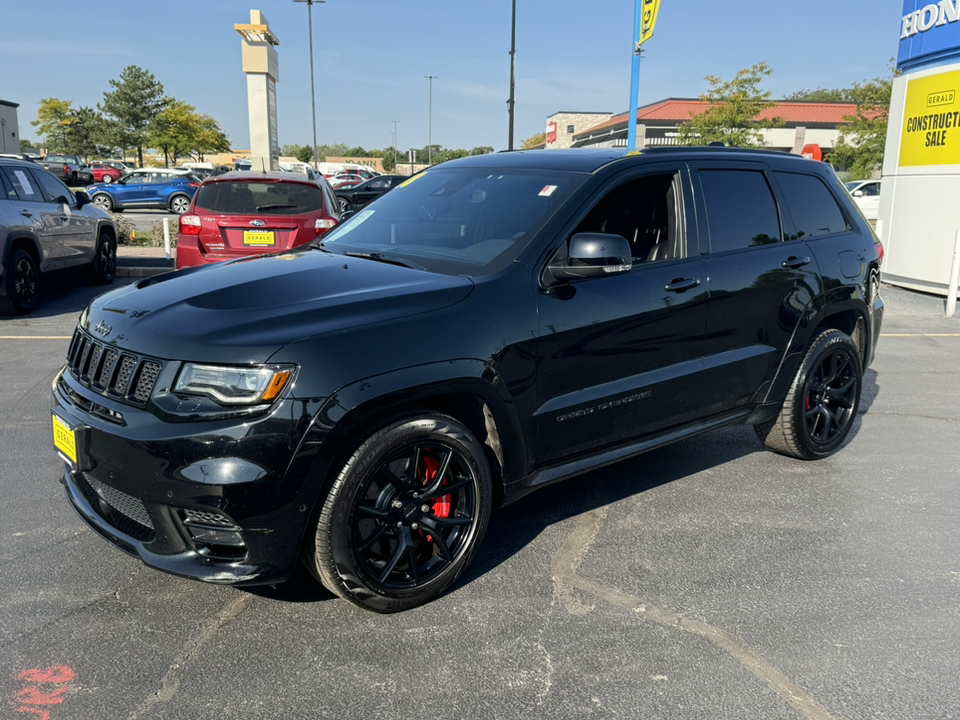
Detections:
66,327,164,406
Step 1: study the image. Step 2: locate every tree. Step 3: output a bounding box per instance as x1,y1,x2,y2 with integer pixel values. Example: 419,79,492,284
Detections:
784,87,855,103
190,115,230,161
521,132,546,149
31,97,74,152
100,66,169,167
828,71,896,180
65,106,109,158
147,100,199,166
676,62,783,148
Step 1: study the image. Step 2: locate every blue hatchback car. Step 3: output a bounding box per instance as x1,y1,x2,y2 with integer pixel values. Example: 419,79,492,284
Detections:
89,168,201,214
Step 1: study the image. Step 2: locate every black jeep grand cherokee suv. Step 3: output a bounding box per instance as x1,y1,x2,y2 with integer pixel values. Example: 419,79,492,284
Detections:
52,147,883,612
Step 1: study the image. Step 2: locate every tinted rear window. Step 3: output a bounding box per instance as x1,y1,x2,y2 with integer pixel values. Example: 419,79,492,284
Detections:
774,171,850,239
698,169,781,252
194,181,325,215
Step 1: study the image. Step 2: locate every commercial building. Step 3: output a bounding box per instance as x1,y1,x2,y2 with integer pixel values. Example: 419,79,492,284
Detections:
548,99,858,159
879,0,960,297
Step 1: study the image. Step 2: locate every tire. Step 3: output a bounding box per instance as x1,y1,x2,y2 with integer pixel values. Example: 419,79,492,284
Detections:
0,248,40,316
89,231,117,285
309,413,492,612
755,329,862,460
92,193,113,212
169,195,191,214
338,196,352,213
103,174,115,184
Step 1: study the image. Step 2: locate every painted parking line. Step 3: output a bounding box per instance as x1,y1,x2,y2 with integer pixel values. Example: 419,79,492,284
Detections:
880,333,960,337
0,336,72,340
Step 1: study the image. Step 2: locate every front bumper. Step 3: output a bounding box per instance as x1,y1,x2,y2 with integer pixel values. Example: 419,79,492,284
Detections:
52,366,320,586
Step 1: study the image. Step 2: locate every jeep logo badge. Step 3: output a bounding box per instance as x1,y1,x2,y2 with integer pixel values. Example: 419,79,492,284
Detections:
93,320,112,337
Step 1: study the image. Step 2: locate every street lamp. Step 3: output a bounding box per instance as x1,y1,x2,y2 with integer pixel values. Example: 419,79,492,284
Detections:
294,0,325,170
424,75,437,165
391,120,399,171
508,0,516,151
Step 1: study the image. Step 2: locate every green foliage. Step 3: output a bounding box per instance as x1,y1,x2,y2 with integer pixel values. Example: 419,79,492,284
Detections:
828,70,897,180
784,87,855,103
521,132,546,149
100,66,169,166
31,98,74,152
676,62,783,148
65,106,110,157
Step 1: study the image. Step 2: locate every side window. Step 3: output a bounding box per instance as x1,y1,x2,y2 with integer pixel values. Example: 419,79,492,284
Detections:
774,171,850,240
1,167,44,202
573,172,683,264
30,168,76,205
698,169,781,252
860,182,880,196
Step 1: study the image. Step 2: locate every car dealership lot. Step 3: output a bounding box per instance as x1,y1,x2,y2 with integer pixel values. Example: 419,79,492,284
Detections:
1,281,959,719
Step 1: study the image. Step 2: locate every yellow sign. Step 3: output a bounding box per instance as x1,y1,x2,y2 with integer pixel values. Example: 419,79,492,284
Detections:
639,0,662,45
899,69,960,166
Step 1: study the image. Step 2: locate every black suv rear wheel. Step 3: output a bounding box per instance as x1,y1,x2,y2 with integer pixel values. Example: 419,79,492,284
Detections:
755,329,862,459
309,413,492,612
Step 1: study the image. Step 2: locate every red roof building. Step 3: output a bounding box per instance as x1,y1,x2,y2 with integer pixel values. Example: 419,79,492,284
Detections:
546,98,858,155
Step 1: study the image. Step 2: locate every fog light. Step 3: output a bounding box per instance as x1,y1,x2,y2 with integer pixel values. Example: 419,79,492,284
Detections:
187,526,244,546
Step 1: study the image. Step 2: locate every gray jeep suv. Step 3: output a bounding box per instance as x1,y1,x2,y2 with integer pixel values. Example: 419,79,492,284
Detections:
0,158,118,315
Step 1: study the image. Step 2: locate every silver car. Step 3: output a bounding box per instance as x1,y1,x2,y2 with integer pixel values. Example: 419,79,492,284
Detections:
0,158,118,315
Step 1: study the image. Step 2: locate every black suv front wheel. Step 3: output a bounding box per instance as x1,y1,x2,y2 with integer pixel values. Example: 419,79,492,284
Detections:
309,413,492,612
756,329,862,459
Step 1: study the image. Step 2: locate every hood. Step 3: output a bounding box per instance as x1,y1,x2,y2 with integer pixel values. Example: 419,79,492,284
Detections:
82,249,474,362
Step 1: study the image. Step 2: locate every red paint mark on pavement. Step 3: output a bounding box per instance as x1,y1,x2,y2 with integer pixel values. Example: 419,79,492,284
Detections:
13,665,76,720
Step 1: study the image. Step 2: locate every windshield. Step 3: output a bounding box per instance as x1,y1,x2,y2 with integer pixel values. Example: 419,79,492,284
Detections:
320,166,581,275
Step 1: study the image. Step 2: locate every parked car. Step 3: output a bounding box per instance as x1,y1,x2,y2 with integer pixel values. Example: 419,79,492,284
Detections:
101,160,135,173
335,174,408,211
176,171,340,269
0,157,117,315
39,154,92,187
329,174,365,189
51,147,883,612
88,168,201,214
89,162,124,184
845,179,881,221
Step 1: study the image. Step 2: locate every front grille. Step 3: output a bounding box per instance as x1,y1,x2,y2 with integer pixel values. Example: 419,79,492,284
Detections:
66,328,164,407
74,473,155,542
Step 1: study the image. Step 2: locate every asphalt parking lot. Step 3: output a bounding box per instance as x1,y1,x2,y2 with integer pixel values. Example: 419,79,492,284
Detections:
1,280,959,719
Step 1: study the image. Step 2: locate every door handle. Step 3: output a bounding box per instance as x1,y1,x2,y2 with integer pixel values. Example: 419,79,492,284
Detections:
782,256,811,269
20,210,33,218
664,277,701,292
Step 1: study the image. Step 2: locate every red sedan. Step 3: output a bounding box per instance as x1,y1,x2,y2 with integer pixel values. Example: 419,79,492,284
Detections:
89,162,125,184
176,171,341,269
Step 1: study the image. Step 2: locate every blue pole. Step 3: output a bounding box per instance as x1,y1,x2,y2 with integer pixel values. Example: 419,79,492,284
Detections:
627,0,642,150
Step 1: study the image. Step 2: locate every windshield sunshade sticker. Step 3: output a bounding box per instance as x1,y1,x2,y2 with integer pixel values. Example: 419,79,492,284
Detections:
539,185,558,197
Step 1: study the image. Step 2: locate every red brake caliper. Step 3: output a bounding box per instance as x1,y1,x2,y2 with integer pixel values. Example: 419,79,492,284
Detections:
421,455,451,518
420,454,451,544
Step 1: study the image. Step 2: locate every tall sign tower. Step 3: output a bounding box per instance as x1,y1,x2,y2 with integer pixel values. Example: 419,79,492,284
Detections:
235,10,280,171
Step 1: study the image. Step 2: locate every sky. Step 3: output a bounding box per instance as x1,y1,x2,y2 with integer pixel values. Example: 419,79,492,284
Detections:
3,0,905,155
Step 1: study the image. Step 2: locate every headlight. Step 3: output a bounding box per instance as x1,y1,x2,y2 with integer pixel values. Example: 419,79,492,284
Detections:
174,363,295,405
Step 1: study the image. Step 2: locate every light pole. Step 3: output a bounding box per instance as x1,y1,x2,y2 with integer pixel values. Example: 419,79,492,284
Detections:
294,0,325,170
508,0,516,150
392,120,399,171
424,75,437,165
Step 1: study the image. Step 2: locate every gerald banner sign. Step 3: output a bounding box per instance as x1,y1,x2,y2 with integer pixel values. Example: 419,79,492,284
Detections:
639,0,662,45
900,69,960,165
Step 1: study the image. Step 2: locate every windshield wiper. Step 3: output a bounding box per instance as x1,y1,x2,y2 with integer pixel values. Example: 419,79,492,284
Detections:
343,251,424,270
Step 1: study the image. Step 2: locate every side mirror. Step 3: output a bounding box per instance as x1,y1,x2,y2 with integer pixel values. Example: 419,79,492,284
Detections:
851,189,864,197
547,232,632,282
75,190,91,209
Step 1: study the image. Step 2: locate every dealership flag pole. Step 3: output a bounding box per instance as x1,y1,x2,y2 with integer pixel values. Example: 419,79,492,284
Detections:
627,0,661,150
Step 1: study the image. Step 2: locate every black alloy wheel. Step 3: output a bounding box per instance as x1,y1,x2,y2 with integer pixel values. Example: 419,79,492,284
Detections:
311,413,492,612
0,248,40,315
89,232,117,285
755,329,862,459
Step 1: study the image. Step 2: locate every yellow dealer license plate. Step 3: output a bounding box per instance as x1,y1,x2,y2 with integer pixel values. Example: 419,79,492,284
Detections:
243,231,275,246
52,414,78,465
